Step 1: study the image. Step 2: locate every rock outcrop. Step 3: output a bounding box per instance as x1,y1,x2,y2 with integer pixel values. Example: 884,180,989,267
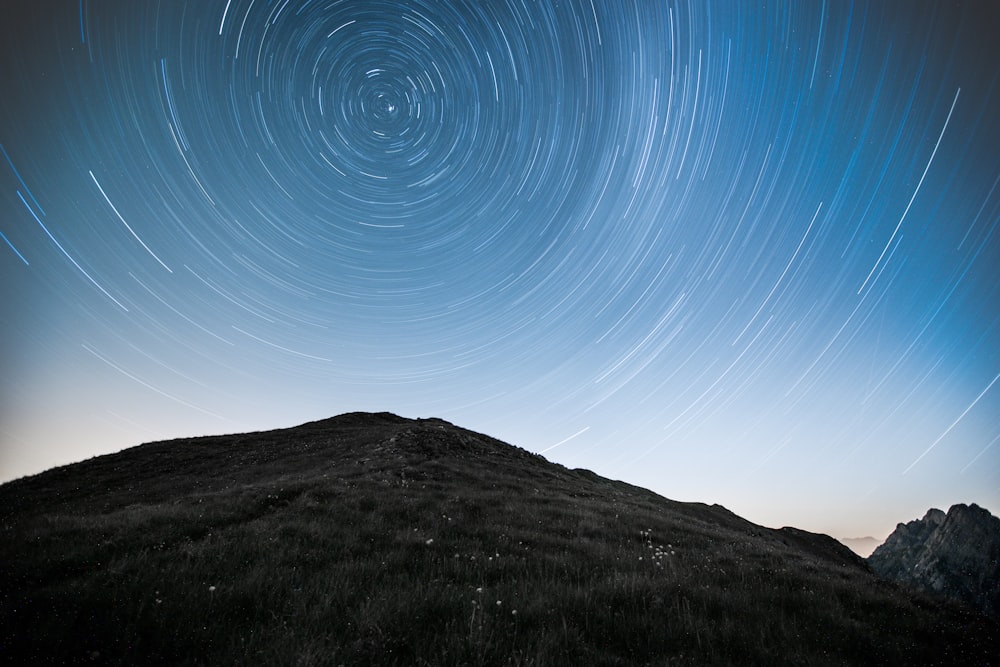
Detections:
868,503,1000,617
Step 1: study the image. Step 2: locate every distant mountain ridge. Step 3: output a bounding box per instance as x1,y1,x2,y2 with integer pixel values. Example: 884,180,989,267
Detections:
868,503,1000,618
839,536,882,558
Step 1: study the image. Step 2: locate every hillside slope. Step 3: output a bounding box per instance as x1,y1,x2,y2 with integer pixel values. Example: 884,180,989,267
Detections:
1,413,996,665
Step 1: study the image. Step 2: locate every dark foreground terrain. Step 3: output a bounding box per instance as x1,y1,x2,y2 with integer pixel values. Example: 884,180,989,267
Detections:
1,413,996,665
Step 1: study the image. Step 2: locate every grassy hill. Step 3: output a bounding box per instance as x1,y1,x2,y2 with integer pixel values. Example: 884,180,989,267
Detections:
1,412,996,665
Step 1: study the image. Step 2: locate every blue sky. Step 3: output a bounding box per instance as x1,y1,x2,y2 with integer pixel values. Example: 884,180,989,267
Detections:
1,0,997,539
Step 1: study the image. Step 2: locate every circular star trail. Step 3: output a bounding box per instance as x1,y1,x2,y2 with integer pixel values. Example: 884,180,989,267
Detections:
1,0,998,538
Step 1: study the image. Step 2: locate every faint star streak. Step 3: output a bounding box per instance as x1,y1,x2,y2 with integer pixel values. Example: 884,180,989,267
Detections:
16,191,128,311
858,88,961,296
540,426,590,454
90,171,172,272
903,372,1000,475
82,343,227,419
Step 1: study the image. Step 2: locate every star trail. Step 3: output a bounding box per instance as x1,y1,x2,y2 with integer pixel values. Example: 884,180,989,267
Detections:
1,0,997,538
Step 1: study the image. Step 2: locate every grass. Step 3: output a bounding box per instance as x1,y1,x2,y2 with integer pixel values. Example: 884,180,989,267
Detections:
1,413,996,665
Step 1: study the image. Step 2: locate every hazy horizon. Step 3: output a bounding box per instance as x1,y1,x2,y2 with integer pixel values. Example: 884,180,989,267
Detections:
2,0,998,541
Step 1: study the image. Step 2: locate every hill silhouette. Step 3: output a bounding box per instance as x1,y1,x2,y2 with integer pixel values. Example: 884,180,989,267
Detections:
1,413,996,665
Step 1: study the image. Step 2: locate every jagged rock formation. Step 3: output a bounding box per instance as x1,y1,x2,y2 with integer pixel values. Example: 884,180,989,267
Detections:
868,503,1000,617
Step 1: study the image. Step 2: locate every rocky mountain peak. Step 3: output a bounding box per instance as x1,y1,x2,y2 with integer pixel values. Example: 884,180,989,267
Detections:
923,507,947,524
868,503,1000,618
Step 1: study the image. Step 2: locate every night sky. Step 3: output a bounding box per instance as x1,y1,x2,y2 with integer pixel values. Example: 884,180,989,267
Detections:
2,0,997,539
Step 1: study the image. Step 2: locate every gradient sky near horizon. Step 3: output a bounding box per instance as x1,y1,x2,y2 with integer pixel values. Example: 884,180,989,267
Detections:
1,0,997,539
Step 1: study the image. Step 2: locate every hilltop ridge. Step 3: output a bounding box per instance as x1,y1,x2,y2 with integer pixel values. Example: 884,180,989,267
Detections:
1,413,996,665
